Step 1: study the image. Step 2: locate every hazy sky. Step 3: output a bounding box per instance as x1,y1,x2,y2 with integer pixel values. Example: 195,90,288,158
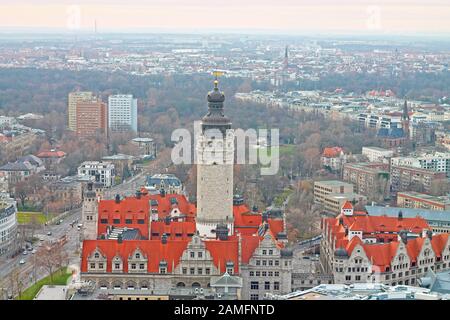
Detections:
0,0,449,34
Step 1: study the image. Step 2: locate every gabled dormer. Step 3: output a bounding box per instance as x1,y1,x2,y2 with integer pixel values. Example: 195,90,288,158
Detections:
87,247,107,272
341,201,354,216
128,247,148,273
112,254,123,273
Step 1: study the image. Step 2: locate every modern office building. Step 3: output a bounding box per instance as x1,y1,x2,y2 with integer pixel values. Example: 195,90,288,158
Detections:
108,95,138,133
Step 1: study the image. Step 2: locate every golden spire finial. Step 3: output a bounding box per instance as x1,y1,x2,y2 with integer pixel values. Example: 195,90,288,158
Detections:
212,70,224,89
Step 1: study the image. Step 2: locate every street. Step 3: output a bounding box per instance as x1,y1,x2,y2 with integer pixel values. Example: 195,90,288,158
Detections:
0,208,81,299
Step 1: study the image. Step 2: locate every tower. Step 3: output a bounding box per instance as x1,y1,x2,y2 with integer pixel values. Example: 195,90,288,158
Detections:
402,99,410,139
196,79,234,238
81,182,98,240
283,45,289,70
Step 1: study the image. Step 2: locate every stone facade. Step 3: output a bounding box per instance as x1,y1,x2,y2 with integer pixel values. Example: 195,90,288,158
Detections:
81,182,99,240
240,234,293,300
196,119,234,238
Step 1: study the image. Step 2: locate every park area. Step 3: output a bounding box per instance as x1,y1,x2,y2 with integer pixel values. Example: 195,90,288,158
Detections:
17,267,72,300
17,211,55,225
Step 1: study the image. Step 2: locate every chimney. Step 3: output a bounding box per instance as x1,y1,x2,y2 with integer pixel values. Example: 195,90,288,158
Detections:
160,188,166,197
426,230,433,240
398,210,403,220
339,217,344,225
344,226,349,237
117,234,123,244
161,233,168,244
136,191,141,199
164,216,171,226
115,194,121,204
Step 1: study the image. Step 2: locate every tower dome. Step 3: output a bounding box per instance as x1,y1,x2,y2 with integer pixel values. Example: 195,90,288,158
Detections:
207,80,225,103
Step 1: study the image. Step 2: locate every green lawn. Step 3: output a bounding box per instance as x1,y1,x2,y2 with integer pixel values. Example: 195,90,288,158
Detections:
17,267,72,300
17,212,54,225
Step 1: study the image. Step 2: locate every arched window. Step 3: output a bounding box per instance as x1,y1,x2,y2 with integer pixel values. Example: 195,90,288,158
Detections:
192,282,201,288
176,282,186,288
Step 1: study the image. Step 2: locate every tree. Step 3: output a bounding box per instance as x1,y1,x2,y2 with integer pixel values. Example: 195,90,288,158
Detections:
35,243,67,283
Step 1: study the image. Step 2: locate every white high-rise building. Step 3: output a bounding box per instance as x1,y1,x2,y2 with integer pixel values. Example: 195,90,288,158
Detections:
196,80,234,238
108,94,138,133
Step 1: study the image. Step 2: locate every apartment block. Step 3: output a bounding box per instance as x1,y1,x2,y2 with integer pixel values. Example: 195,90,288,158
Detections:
342,163,390,198
362,146,394,163
390,165,447,194
76,100,108,139
68,91,94,131
108,94,138,133
397,191,450,211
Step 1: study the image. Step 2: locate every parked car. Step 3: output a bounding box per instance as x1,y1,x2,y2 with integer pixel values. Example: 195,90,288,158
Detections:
47,231,52,236
31,249,37,254
19,259,25,265
22,250,28,255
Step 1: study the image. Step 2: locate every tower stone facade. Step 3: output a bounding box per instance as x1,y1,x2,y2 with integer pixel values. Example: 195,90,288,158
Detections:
196,80,234,238
82,182,98,240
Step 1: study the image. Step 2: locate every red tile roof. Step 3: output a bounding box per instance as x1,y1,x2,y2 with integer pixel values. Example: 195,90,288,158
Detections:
37,150,66,158
81,239,189,273
322,147,343,158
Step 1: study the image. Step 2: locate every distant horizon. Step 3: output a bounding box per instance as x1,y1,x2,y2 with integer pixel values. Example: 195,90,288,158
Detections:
0,27,450,40
0,1,449,35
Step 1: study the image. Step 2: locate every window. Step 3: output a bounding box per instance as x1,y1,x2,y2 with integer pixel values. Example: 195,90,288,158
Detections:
115,263,120,269
198,268,203,275
137,219,145,224
205,268,210,275
100,219,108,224
264,282,270,290
250,282,259,290
94,253,100,258
274,272,279,277
131,263,136,270
190,268,195,275
198,252,203,258
250,271,254,277
262,271,267,277
90,263,95,269
190,252,195,258
250,294,259,300
135,253,141,259
345,276,351,281
269,250,273,255
139,263,145,270
256,260,260,266
274,282,280,290
182,268,187,275
113,219,120,224
125,219,132,224
262,250,267,255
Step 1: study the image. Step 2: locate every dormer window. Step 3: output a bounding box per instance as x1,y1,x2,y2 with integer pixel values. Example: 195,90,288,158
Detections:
136,253,141,259
94,253,100,259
